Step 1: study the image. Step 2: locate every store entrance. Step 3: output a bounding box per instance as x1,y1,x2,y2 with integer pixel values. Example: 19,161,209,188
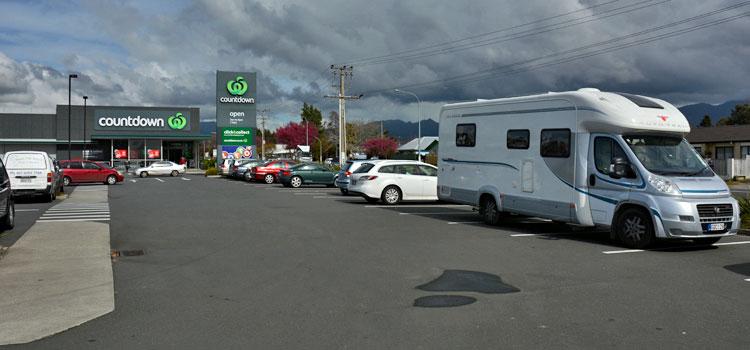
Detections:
163,141,192,164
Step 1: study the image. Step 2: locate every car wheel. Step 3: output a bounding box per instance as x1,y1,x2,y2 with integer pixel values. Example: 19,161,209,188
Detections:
244,173,252,182
340,188,349,195
63,176,72,186
616,208,655,249
106,175,117,185
140,172,148,178
693,237,721,245
171,170,179,177
1,201,15,230
479,196,502,226
264,174,275,184
381,186,401,205
290,176,303,188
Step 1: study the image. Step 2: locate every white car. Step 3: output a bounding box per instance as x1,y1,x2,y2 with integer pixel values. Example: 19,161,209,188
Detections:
348,160,438,204
135,161,186,178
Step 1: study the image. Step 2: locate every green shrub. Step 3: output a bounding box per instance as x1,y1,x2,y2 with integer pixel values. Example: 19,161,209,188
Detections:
205,167,218,176
738,197,750,229
202,157,216,170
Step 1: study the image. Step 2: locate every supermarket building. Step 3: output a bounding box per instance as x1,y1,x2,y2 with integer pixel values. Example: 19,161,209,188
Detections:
0,105,209,168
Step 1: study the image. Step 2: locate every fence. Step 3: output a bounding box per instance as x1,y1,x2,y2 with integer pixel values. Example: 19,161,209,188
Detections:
712,158,750,180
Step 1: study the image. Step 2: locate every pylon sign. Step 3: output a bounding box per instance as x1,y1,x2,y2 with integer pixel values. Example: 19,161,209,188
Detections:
216,71,257,162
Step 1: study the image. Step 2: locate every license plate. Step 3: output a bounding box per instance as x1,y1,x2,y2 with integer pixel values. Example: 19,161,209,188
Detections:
708,223,725,231
20,179,32,183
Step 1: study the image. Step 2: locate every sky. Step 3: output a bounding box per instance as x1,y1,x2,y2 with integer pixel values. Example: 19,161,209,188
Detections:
0,0,748,128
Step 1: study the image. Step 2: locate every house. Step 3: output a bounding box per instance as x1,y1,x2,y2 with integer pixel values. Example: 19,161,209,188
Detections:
687,124,750,179
396,136,439,159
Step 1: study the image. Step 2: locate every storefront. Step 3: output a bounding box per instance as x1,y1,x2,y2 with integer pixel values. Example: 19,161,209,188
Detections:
0,105,209,169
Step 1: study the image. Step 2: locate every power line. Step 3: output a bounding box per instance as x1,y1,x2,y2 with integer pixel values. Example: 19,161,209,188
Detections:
357,0,669,66
342,0,623,65
364,2,750,94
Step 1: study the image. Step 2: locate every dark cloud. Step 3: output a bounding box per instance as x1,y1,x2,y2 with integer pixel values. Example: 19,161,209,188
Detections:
0,0,748,121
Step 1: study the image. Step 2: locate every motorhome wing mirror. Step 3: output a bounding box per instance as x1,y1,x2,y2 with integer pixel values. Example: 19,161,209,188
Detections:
609,157,631,179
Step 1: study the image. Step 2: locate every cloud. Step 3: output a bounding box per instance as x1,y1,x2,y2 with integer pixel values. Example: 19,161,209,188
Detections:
0,0,748,122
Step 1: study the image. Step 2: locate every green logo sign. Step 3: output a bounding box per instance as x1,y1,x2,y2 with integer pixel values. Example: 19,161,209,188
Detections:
168,112,187,130
226,76,249,96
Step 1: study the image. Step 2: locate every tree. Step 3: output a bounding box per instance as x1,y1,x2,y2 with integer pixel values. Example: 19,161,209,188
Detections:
726,104,750,125
362,137,399,159
275,122,319,150
300,102,323,128
699,115,712,127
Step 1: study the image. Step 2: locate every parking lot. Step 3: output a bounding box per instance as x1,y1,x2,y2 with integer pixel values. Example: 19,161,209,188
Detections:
1,174,746,349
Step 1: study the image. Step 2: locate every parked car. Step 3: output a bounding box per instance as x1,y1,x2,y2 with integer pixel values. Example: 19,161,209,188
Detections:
60,160,125,185
0,157,15,230
229,159,262,179
348,160,438,204
279,163,337,188
220,159,235,176
2,151,61,202
134,161,186,178
236,160,264,181
249,159,298,184
336,160,380,195
52,159,65,193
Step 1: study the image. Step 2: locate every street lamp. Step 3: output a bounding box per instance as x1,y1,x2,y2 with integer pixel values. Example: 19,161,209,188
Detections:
394,89,422,162
82,95,88,160
67,74,78,160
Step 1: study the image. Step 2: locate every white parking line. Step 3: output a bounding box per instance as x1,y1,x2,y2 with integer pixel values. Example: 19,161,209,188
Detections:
447,221,483,225
364,204,471,208
398,212,476,215
181,177,191,181
15,209,39,212
155,178,165,183
130,179,137,183
602,240,750,254
510,233,543,237
745,278,750,282
36,218,110,222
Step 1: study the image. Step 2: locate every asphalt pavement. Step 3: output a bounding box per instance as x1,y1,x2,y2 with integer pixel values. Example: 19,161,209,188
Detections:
3,175,749,349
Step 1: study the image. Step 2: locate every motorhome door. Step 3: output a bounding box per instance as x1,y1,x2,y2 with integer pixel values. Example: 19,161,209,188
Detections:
587,135,641,225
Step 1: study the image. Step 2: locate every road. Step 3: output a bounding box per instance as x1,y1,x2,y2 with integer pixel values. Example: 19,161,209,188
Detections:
4,176,750,349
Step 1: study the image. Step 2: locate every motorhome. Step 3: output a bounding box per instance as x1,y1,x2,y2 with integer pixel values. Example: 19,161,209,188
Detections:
437,88,739,248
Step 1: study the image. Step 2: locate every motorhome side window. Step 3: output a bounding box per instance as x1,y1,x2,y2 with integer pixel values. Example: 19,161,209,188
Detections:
594,137,627,174
507,129,530,149
456,124,476,147
540,129,570,158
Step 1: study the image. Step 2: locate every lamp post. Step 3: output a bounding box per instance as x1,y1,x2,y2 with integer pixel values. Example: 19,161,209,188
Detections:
67,74,78,160
82,95,88,160
394,89,422,162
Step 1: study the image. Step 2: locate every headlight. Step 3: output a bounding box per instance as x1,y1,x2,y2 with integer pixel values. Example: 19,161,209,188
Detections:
648,175,680,194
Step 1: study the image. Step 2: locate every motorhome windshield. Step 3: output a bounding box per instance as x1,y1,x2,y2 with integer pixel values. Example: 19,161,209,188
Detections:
623,135,711,177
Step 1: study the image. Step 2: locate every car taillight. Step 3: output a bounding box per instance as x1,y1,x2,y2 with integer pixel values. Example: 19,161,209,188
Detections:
282,170,291,176
360,175,378,181
47,172,53,183
345,171,351,176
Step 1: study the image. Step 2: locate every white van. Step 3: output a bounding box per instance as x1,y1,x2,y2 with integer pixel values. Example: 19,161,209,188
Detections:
438,88,739,248
3,151,61,202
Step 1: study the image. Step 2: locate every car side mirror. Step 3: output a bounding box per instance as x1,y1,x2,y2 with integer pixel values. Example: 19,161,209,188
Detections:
609,157,635,179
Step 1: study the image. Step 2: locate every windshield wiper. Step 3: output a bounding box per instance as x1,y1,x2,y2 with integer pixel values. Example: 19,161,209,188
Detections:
683,166,710,177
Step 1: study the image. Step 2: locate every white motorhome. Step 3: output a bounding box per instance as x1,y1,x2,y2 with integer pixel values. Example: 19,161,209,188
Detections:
438,88,739,248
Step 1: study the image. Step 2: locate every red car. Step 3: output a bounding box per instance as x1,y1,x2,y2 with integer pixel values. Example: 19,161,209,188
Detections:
249,160,297,184
60,160,125,186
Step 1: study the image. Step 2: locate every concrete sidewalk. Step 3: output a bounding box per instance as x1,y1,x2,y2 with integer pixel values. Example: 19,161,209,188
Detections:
0,187,114,345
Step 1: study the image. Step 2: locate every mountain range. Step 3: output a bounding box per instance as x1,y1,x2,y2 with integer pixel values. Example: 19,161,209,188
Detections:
678,100,747,126
199,100,748,142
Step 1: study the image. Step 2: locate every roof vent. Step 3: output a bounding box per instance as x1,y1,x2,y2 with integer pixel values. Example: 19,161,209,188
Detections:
613,92,663,109
578,88,601,93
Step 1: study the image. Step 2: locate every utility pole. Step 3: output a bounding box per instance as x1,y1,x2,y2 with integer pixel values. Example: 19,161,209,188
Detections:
258,108,270,161
325,65,361,164
380,120,384,138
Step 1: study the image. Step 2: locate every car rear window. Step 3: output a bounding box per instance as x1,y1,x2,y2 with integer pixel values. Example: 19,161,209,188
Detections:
354,163,375,173
342,161,354,172
5,153,47,169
